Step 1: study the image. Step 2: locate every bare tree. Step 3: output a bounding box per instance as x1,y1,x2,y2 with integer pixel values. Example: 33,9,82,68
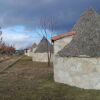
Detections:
0,27,3,55
0,27,15,56
0,27,2,45
36,17,56,66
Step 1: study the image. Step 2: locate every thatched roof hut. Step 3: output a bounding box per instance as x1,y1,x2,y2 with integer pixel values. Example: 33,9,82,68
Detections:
24,43,37,56
58,8,100,57
35,36,53,53
30,43,37,52
53,8,100,89
32,43,37,49
32,37,53,62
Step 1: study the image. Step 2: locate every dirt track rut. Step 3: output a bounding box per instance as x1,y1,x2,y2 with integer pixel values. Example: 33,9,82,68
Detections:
0,56,23,73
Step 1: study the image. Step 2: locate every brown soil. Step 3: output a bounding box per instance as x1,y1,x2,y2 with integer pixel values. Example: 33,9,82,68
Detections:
0,56,100,100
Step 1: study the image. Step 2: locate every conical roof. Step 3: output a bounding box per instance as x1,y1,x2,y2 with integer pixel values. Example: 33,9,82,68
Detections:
30,43,37,52
31,43,37,49
35,36,53,53
58,8,100,57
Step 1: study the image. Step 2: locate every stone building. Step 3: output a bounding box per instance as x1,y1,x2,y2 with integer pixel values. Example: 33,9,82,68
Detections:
24,43,37,57
52,8,100,89
24,48,31,56
52,31,76,55
32,37,53,62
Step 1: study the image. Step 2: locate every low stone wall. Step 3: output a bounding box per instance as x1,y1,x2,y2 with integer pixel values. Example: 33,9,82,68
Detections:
54,56,100,89
24,48,36,57
28,52,33,57
32,53,53,62
24,50,32,57
24,50,26,55
24,51,29,56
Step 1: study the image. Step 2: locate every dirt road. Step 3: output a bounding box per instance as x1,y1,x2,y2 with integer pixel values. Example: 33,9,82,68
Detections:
0,56,100,100
0,56,22,73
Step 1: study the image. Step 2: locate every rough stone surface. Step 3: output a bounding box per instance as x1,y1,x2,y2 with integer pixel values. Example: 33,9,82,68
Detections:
24,49,32,57
53,56,100,89
35,37,53,53
25,47,37,57
58,8,100,57
32,53,53,62
53,8,100,90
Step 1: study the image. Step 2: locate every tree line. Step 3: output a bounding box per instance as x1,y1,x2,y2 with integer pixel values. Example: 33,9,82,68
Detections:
0,27,15,56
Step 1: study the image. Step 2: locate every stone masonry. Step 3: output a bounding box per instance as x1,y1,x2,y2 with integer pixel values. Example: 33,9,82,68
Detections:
54,56,100,89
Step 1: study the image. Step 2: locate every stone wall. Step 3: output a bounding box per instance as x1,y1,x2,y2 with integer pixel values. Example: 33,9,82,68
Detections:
53,56,100,89
25,48,37,57
32,53,53,62
28,48,37,57
24,51,27,56
26,49,32,57
53,36,73,55
28,51,33,57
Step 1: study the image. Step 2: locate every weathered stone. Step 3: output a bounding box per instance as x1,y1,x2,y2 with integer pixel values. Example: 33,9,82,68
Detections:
32,53,53,62
53,56,100,89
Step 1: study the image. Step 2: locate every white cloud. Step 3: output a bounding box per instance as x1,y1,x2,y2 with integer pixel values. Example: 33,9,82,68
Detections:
2,32,35,50
3,33,29,42
1,26,40,50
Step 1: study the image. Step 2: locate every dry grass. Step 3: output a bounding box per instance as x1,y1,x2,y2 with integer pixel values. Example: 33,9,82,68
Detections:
0,56,100,100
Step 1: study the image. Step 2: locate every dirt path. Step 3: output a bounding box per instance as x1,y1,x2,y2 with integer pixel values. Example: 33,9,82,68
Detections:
0,56,99,100
0,56,23,73
0,57,10,63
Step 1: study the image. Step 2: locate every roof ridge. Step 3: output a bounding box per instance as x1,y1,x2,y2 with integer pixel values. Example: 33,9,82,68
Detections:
52,31,76,42
34,37,53,53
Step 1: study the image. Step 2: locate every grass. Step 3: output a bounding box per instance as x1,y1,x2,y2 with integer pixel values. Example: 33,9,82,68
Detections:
0,56,100,100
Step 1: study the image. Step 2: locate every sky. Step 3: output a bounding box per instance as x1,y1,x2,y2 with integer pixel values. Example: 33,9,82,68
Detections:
0,0,100,50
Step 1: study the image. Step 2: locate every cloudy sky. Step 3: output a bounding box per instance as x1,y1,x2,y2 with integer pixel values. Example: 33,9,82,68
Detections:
0,0,100,49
